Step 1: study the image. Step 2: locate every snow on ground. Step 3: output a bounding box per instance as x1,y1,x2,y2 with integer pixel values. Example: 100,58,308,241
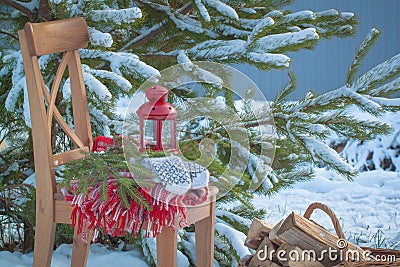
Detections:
0,243,150,267
253,168,400,249
1,168,399,266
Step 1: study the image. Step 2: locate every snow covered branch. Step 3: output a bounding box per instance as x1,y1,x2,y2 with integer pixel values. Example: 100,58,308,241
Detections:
89,7,142,25
80,49,159,79
0,0,36,17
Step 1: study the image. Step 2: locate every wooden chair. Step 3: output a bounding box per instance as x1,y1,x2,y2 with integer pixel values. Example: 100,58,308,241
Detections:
19,17,218,267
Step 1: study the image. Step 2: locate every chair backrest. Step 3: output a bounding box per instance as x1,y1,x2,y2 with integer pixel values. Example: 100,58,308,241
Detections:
18,17,92,196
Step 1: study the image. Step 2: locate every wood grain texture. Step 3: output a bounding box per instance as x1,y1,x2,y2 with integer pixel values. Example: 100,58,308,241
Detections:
52,147,89,167
71,224,93,267
19,18,91,267
69,50,93,149
54,199,73,224
39,76,85,148
19,31,58,267
269,219,284,246
156,226,178,267
245,218,273,250
195,193,216,267
248,236,279,267
238,255,253,267
186,186,218,225
46,51,72,136
24,17,88,56
33,219,56,267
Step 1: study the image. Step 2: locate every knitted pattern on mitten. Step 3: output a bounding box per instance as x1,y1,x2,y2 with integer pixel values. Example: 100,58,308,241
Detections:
142,156,209,194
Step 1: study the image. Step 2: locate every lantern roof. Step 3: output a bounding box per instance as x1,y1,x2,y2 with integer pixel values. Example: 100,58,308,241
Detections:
145,85,168,102
137,85,177,120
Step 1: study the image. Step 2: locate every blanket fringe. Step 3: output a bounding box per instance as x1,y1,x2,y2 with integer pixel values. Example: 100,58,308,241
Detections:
62,180,208,242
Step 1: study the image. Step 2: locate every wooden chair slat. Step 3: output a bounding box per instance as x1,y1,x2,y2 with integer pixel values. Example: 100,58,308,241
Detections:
19,29,58,267
19,30,56,193
39,75,85,148
69,50,92,148
52,147,89,167
47,51,72,134
23,17,88,57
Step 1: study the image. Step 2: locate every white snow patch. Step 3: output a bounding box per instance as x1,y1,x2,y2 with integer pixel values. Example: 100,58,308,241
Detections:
50,0,62,4
189,39,246,60
266,10,283,18
82,64,132,92
341,12,355,19
88,27,113,48
283,10,316,22
194,0,211,22
239,8,256,15
316,9,339,18
82,71,112,101
203,0,239,20
246,52,290,67
253,28,319,53
90,7,142,25
215,223,250,258
80,49,160,80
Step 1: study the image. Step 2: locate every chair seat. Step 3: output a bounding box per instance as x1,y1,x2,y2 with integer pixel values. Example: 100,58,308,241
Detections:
54,186,218,227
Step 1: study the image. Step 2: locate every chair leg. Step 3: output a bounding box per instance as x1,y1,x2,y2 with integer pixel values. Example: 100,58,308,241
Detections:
195,200,216,267
156,226,177,267
33,219,56,267
71,223,92,267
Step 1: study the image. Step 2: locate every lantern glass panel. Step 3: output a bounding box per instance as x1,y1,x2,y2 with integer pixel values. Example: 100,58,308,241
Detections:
162,120,174,149
144,119,157,148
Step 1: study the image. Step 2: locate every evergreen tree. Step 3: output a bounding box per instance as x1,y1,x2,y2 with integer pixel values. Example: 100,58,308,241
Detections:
0,1,399,266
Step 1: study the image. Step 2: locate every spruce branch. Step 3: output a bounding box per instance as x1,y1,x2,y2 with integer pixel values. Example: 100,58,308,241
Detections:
353,53,400,93
61,145,155,208
299,135,356,180
347,28,381,86
0,30,18,40
123,1,193,50
38,0,53,21
265,168,314,195
0,0,33,18
273,71,296,104
369,76,400,97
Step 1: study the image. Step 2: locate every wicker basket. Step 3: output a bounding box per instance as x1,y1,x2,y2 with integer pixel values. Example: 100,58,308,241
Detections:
304,203,400,267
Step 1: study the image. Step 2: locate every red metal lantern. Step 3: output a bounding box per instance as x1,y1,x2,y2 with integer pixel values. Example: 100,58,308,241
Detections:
136,85,177,152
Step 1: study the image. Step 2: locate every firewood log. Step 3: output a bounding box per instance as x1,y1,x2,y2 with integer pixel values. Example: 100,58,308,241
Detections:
269,219,284,246
249,236,281,267
245,218,273,250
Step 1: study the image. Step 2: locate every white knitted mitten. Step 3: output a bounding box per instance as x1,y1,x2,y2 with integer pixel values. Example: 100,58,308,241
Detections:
142,156,209,194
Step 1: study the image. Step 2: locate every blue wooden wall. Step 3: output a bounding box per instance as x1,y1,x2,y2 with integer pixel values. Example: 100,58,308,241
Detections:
235,0,400,100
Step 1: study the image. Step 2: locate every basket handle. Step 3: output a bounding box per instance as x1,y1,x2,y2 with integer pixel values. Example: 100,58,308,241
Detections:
303,202,351,267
